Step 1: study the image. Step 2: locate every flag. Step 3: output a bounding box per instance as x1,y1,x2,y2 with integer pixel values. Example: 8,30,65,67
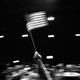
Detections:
26,11,48,31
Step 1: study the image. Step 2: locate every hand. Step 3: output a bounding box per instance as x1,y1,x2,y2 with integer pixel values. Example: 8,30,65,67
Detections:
33,51,42,62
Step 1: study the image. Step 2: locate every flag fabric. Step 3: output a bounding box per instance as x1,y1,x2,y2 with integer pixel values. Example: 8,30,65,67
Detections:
26,11,48,31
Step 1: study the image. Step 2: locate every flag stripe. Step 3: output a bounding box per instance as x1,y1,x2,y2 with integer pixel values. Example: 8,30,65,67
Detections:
29,11,45,17
27,20,47,26
31,18,46,22
27,21,47,28
27,23,48,31
30,15,46,20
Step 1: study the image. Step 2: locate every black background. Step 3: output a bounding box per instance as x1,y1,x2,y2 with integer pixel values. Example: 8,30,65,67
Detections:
0,0,80,65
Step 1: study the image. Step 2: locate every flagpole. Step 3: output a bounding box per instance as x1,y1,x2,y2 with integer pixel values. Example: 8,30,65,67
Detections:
28,31,37,52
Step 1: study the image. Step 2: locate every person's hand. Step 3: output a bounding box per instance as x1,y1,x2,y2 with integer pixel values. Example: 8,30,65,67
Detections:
33,51,42,62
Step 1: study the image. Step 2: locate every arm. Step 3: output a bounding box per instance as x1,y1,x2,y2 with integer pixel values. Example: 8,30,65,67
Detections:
33,51,53,80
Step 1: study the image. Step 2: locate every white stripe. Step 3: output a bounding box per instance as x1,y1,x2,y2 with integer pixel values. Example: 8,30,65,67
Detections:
30,15,46,19
27,22,47,29
30,18,46,22
27,23,48,31
29,11,45,17
27,19,47,26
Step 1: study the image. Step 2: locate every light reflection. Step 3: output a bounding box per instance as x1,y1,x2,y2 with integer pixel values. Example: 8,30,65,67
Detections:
13,60,19,63
75,34,80,36
22,34,28,37
48,35,54,38
46,55,53,59
0,35,4,38
47,17,55,21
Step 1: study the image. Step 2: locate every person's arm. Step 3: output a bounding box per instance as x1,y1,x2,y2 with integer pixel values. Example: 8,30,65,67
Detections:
33,51,53,80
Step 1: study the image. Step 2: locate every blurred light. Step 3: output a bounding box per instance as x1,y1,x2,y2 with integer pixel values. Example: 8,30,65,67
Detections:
21,78,29,80
63,72,80,77
48,35,54,38
75,34,80,36
0,35,4,38
47,17,55,21
22,34,28,37
13,60,19,63
56,63,64,67
66,64,72,68
46,55,53,59
15,65,23,69
24,67,31,71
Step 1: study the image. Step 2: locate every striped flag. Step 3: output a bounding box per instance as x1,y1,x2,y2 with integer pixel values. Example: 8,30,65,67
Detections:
26,11,48,31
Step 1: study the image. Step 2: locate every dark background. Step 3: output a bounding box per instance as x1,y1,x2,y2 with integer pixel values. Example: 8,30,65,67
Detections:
0,0,80,65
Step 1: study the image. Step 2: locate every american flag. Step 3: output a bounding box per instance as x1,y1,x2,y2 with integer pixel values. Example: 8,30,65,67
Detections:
26,11,48,31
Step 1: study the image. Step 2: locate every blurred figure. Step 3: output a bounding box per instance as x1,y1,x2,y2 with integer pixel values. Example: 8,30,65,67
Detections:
21,71,40,80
